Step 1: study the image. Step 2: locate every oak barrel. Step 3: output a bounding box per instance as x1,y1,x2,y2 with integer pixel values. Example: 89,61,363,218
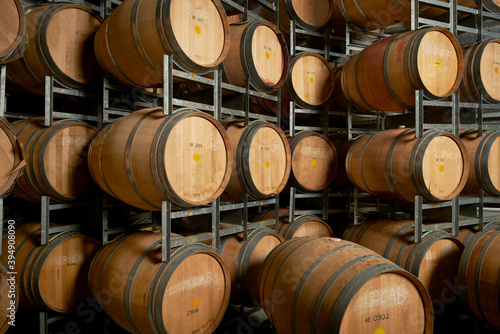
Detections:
341,27,463,112
343,219,464,314
94,0,230,87
458,231,500,330
221,119,291,202
259,237,434,333
328,132,355,189
222,21,288,92
262,0,333,35
253,207,334,239
0,118,24,199
283,53,335,109
454,222,500,246
6,4,103,95
216,227,283,305
0,0,26,64
346,128,469,202
11,117,98,202
331,0,415,37
460,39,500,103
460,129,500,195
287,131,337,192
0,222,101,312
0,262,16,334
88,108,232,210
88,231,230,334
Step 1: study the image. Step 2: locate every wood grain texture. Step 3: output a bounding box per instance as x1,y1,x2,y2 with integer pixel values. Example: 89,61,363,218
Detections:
460,130,500,195
458,231,500,330
216,227,283,305
88,108,232,210
221,119,291,202
343,219,464,313
222,21,288,92
346,128,468,202
259,237,434,334
0,119,24,199
12,118,97,202
283,53,334,109
0,262,16,334
342,27,463,112
95,0,230,87
88,231,230,334
0,222,100,312
0,0,26,64
450,222,500,246
253,207,334,239
6,4,103,95
288,131,337,192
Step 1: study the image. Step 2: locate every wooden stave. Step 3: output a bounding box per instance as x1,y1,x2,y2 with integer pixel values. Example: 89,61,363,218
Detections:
346,128,469,202
342,27,463,112
258,237,434,334
95,0,230,87
328,132,355,189
221,21,289,92
88,108,232,210
0,118,25,199
216,227,283,305
458,231,500,330
1,223,100,312
6,4,103,95
11,118,98,202
343,219,464,312
287,131,338,192
0,0,26,64
283,52,335,110
252,208,334,239
221,119,291,202
460,129,500,195
88,231,231,334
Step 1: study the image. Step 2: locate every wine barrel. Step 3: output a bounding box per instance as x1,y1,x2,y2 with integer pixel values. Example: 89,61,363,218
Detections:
216,227,283,305
262,0,333,35
88,108,232,210
287,131,337,192
6,4,103,95
0,0,26,64
0,262,16,334
283,53,335,109
460,39,500,103
343,219,464,314
458,231,500,330
328,132,355,189
454,222,500,245
94,0,230,87
11,117,97,202
346,127,469,202
220,119,291,202
460,130,500,195
0,119,24,199
341,27,463,112
221,21,288,92
253,208,334,239
259,237,434,333
331,66,348,111
331,0,416,38
88,231,230,334
0,222,101,312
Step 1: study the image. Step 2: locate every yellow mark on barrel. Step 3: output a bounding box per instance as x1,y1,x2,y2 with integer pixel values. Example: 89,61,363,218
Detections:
70,267,78,277
374,329,385,334
266,52,270,59
495,66,499,74
435,60,440,67
193,299,200,307
439,165,445,172
194,26,201,35
309,77,314,83
193,154,200,162
265,161,270,168
311,159,317,167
